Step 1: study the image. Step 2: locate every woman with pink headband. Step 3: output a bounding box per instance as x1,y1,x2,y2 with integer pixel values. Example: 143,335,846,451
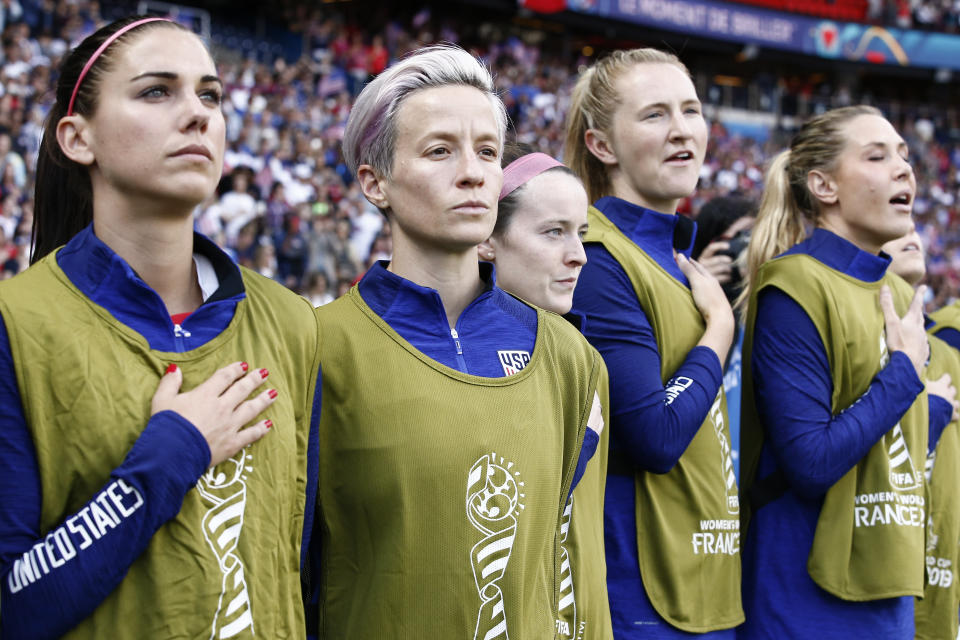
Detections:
480,151,589,316
0,16,321,639
480,150,614,638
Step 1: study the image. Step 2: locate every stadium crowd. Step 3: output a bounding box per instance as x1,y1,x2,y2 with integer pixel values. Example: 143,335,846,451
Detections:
878,0,960,31
732,0,960,31
1,0,959,307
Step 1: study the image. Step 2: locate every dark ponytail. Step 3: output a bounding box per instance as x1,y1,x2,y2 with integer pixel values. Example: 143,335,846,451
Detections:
31,16,187,263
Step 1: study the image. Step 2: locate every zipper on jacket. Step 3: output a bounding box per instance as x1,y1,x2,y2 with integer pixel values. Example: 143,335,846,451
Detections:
450,327,468,372
450,328,463,355
173,322,191,352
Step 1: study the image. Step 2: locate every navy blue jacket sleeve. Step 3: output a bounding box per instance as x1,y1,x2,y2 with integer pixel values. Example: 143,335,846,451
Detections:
0,314,211,640
300,365,323,573
934,327,960,352
930,324,960,453
573,245,724,474
928,394,953,454
568,430,599,495
752,287,924,498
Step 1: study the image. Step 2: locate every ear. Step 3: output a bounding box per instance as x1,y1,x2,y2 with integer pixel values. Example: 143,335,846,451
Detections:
356,164,390,211
477,237,497,262
56,115,95,166
584,128,618,166
807,169,838,206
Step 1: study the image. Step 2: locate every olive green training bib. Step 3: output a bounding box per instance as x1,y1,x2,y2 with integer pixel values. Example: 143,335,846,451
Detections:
583,206,743,633
315,287,603,639
914,333,960,639
557,370,614,640
0,250,322,639
741,255,927,600
929,301,960,333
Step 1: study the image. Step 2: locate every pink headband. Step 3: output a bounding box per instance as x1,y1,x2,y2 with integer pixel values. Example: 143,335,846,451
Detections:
499,152,564,201
67,17,173,116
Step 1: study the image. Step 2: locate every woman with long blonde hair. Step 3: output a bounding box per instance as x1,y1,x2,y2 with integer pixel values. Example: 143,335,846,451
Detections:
565,48,741,638
739,105,936,638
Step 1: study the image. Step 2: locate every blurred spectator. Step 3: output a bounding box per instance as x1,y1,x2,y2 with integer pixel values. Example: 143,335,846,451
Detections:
692,195,756,304
252,241,278,280
303,270,334,306
276,213,309,287
0,225,18,278
0,133,25,190
265,181,291,231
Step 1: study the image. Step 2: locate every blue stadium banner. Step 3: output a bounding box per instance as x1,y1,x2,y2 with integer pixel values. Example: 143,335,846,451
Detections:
565,0,960,71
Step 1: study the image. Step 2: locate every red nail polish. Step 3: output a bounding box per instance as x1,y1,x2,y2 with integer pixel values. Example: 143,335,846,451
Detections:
265,419,273,429
240,362,249,372
259,368,269,379
268,388,278,399
165,363,178,374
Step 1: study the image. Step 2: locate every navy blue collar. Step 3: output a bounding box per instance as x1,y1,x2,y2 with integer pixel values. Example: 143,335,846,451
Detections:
564,310,586,332
594,196,696,285
357,260,538,376
58,225,244,306
594,196,697,256
784,228,891,283
359,260,496,321
56,224,245,351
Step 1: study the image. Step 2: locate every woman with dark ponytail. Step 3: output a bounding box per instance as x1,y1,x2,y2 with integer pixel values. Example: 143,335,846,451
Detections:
738,106,944,638
31,51,95,263
0,16,321,639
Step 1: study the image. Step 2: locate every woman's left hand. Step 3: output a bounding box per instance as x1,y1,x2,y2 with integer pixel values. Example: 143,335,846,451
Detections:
880,284,928,379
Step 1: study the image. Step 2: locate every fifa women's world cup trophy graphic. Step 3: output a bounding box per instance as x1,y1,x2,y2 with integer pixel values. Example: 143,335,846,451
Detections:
879,335,922,493
466,452,526,640
196,451,256,639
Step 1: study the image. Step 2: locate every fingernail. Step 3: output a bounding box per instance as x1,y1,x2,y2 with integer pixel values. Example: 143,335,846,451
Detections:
165,363,178,374
268,388,278,399
265,419,273,429
240,361,249,372
259,368,269,379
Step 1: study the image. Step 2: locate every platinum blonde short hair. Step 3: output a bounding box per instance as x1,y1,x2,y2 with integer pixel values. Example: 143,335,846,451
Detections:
342,44,507,178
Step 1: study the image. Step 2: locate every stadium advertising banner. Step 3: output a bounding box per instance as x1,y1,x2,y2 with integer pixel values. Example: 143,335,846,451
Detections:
564,0,960,71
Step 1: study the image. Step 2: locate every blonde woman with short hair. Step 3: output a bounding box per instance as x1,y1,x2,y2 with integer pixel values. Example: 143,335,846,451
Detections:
311,45,606,638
